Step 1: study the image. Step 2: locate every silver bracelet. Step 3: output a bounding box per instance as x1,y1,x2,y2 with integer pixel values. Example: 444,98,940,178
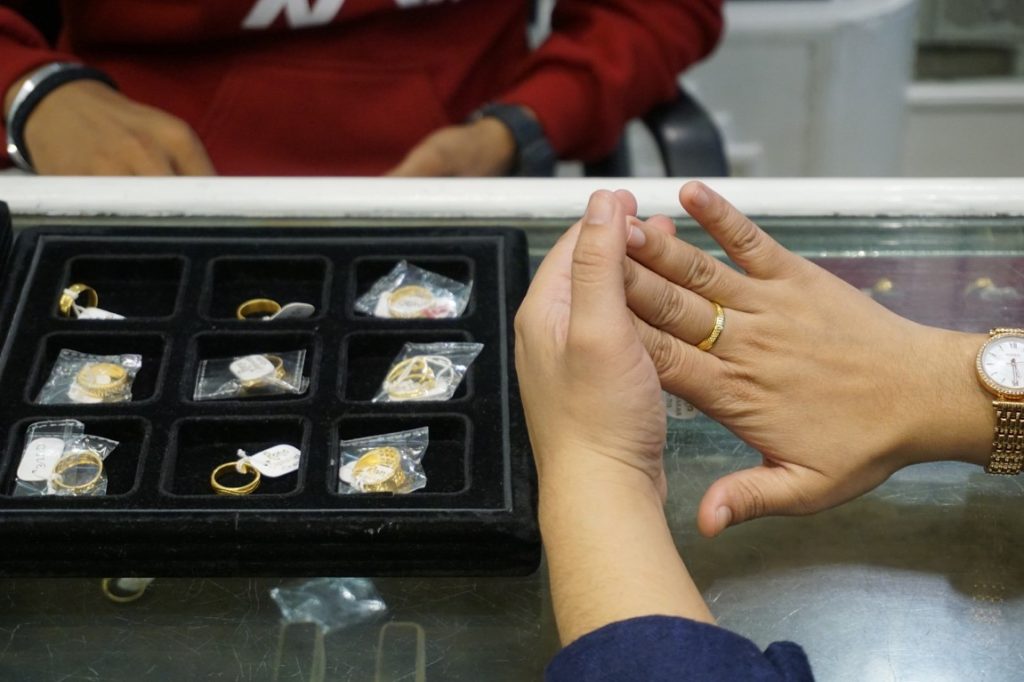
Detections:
5,62,82,172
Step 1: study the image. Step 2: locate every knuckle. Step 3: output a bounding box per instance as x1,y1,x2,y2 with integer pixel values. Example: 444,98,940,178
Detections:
158,118,198,148
513,306,529,339
647,283,691,331
727,219,765,256
683,253,718,290
647,333,686,378
571,239,612,284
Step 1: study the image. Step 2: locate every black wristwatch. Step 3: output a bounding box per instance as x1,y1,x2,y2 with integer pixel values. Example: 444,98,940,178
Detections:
471,103,556,177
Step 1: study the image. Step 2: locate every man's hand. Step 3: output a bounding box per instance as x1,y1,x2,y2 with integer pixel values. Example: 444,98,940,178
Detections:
387,117,516,177
624,182,993,537
5,77,215,175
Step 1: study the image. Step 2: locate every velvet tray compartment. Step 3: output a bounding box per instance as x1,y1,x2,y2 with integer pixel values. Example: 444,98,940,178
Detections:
0,209,538,577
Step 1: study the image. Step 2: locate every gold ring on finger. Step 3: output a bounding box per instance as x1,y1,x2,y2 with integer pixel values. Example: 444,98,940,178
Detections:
696,301,725,352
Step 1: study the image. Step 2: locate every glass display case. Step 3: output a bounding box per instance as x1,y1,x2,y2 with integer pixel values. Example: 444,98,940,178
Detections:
1,178,1023,681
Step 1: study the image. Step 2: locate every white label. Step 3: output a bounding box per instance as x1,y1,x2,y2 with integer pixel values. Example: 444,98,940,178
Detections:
270,302,315,320
17,437,66,481
244,444,301,478
339,461,356,485
76,307,126,320
663,391,699,420
229,354,275,381
67,383,104,404
354,463,394,487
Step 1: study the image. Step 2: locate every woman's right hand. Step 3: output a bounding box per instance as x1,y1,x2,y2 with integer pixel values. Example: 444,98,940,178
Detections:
623,182,993,537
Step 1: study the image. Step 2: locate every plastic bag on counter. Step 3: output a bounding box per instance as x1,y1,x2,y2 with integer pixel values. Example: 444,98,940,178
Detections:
36,349,141,404
373,342,482,402
14,419,119,497
337,427,429,494
194,350,307,400
355,261,471,319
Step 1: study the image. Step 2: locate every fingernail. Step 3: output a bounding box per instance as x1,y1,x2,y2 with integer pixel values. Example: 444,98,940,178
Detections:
690,185,711,209
626,225,646,248
714,506,732,533
585,192,614,225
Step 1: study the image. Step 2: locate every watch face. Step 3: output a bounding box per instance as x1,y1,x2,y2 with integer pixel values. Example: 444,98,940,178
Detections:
978,333,1024,397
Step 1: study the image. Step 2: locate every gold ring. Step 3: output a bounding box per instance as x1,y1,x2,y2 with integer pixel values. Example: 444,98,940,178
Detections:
236,298,282,320
352,447,408,493
210,460,261,495
964,277,994,296
387,285,436,319
696,301,725,352
58,283,99,318
101,578,151,604
872,277,894,294
50,450,104,493
384,356,438,399
239,354,287,391
75,362,129,397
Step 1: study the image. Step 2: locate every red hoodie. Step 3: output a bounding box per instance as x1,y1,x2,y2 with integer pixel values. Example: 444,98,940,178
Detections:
0,0,723,175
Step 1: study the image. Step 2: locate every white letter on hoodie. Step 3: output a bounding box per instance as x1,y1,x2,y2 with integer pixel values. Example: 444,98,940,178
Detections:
242,0,346,29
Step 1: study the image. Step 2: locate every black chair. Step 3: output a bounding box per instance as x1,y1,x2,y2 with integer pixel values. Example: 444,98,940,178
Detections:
584,88,729,177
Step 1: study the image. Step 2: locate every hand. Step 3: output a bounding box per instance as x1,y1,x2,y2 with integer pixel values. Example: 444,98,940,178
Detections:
515,189,669,494
387,117,516,177
6,78,215,175
516,190,713,644
623,182,992,537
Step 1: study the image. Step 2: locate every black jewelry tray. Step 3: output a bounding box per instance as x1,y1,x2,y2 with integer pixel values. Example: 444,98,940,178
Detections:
0,202,538,577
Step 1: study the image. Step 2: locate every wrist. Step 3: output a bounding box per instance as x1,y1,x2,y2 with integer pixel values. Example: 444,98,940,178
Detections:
898,329,992,468
466,116,516,176
469,103,555,176
538,447,664,511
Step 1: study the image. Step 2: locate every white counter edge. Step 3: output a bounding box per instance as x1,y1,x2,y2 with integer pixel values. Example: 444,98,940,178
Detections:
1,177,1023,219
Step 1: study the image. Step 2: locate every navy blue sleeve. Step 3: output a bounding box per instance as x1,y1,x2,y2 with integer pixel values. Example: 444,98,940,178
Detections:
545,615,814,682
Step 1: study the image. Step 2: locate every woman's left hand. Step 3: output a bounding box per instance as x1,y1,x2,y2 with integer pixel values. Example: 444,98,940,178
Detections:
515,189,670,495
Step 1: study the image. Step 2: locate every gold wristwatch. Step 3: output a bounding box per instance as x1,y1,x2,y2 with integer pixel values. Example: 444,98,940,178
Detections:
975,328,1024,474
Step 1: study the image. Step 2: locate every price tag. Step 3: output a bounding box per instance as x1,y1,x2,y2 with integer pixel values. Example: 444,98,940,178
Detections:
76,307,126,320
229,355,275,382
241,445,301,478
17,437,66,481
269,303,315,320
663,391,699,420
338,461,356,485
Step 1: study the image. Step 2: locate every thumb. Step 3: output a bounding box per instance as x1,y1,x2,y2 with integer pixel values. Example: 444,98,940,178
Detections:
697,464,829,537
568,190,630,332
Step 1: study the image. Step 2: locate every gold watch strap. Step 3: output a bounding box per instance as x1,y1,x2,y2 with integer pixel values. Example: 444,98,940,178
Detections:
987,401,1024,475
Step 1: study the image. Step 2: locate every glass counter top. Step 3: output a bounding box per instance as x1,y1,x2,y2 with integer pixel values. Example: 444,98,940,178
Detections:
2,212,1024,681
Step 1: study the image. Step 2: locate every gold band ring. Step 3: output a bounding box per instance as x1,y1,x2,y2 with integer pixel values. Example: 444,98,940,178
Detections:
696,302,726,352
58,283,99,318
75,362,129,397
352,447,408,493
236,298,282,320
210,460,261,495
384,356,438,400
50,450,104,493
387,285,436,318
